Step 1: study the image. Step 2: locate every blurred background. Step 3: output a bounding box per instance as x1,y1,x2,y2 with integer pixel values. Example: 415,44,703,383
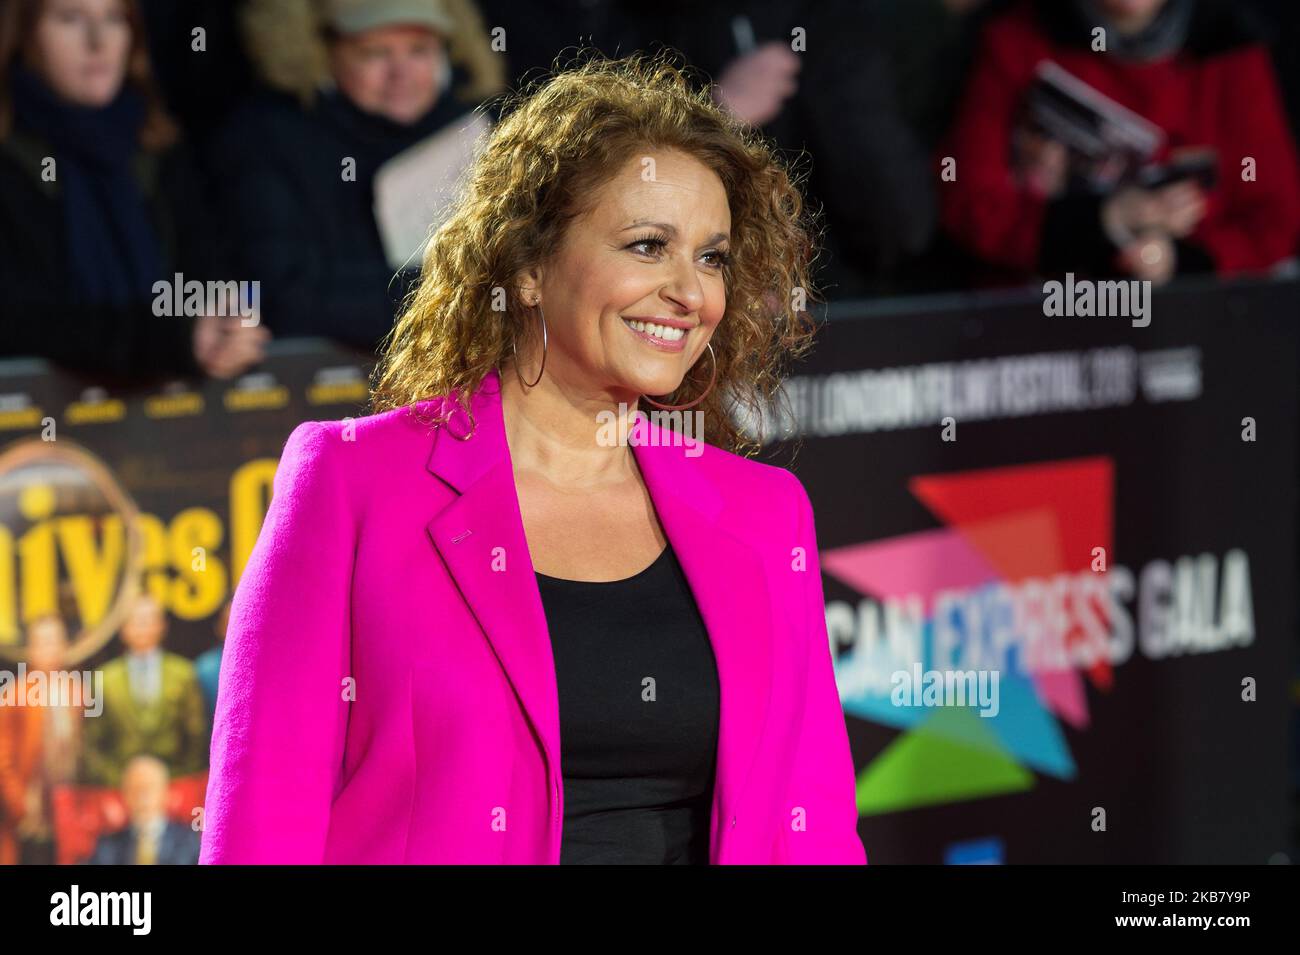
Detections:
0,0,1296,865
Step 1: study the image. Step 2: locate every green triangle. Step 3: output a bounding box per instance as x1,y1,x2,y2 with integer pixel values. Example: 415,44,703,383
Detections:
910,700,1016,754
856,710,1035,815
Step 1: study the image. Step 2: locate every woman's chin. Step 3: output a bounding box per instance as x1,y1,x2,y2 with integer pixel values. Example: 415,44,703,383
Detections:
611,369,683,404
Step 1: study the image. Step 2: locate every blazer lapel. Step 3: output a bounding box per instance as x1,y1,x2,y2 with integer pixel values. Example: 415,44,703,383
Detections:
424,370,774,862
424,374,563,802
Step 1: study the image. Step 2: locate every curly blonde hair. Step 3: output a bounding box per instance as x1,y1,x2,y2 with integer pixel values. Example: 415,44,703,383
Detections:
370,48,823,457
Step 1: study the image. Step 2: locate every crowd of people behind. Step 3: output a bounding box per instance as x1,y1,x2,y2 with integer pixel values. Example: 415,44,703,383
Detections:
0,0,1298,387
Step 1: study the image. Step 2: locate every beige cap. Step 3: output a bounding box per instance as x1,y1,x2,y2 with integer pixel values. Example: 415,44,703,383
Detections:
324,0,455,35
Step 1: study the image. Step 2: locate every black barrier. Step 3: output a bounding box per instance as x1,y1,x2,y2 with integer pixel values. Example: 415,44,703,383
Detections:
0,276,1295,864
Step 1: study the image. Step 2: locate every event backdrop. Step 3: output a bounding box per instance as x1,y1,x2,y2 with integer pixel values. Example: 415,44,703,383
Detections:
753,275,1299,864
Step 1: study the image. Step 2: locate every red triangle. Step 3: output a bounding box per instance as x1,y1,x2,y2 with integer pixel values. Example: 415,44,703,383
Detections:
909,456,1116,687
910,456,1113,577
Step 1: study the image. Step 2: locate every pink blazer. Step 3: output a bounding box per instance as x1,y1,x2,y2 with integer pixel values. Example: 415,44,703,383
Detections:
199,367,866,864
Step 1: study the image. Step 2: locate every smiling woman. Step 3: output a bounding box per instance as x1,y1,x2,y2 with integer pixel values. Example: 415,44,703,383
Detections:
371,48,822,457
201,49,866,866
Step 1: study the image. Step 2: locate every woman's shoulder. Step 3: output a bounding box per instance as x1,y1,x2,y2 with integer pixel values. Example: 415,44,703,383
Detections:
690,441,817,566
281,400,440,459
648,422,809,519
704,439,801,489
267,404,441,523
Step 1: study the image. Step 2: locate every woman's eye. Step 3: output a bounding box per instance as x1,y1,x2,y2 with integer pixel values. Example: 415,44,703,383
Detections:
628,238,729,271
629,238,667,255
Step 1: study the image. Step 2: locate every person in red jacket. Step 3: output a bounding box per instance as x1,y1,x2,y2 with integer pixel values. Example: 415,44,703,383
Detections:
939,0,1300,285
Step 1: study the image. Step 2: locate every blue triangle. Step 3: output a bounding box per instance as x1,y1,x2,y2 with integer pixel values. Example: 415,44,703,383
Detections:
838,613,1077,779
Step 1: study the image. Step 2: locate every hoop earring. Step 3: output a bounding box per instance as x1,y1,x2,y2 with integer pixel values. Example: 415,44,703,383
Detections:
641,342,717,411
512,301,547,388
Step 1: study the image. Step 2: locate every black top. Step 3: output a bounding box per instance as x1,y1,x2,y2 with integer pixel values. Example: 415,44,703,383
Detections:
536,542,720,864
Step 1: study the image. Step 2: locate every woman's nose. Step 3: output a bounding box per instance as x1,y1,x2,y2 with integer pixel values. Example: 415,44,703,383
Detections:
661,258,706,313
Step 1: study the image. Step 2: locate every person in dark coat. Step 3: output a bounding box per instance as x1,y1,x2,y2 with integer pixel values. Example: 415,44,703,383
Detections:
0,0,269,384
213,0,505,356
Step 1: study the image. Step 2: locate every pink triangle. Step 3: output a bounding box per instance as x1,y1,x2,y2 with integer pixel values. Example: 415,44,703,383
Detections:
822,527,999,616
1032,669,1090,729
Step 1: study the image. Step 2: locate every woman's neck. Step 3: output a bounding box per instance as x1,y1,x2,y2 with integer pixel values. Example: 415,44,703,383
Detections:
499,364,643,491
